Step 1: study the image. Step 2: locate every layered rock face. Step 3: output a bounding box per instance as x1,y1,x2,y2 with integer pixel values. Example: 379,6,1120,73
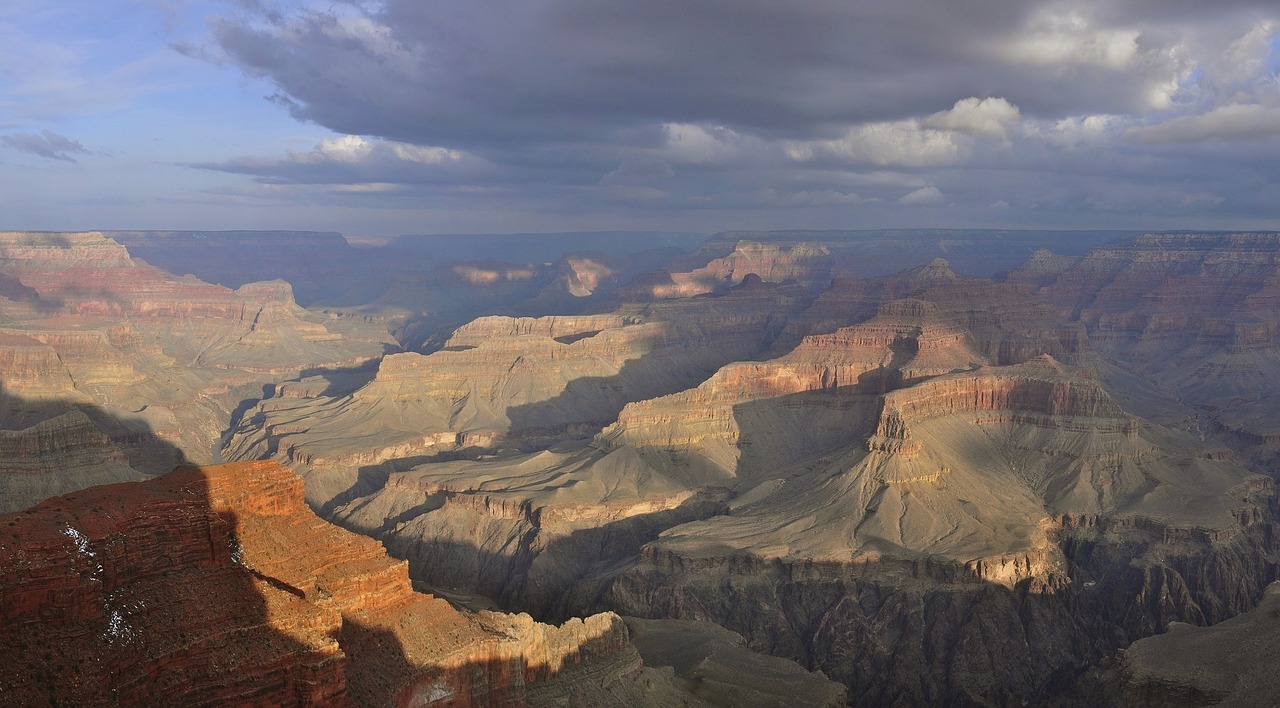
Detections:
109,230,375,306
224,282,807,508
678,229,1120,279
0,410,145,513
529,250,691,310
623,617,847,707
109,230,705,308
0,232,393,509
0,332,80,398
0,232,389,374
772,258,1089,364
136,233,1280,704
236,241,1280,703
0,326,140,393
600,297,986,485
605,357,1280,704
1006,232,1280,446
365,248,689,351
292,250,1280,703
0,461,763,707
1113,581,1280,706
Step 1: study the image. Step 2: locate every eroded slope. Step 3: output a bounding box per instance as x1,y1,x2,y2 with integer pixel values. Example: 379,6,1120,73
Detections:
0,461,843,706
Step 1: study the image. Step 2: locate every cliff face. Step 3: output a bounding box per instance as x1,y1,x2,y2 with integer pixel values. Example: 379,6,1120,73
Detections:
224,283,807,508
168,235,1280,704
0,232,393,506
294,273,1280,705
0,461,704,707
0,230,261,320
1112,581,1280,706
485,343,1274,705
667,229,1119,281
109,230,369,306
0,462,349,706
610,518,1280,706
1006,233,1280,445
602,359,1280,704
0,410,145,513
871,355,1136,452
600,296,986,484
0,332,79,397
0,232,389,373
772,259,1088,365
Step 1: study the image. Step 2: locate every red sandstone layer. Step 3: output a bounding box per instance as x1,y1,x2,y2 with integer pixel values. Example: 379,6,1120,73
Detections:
0,461,645,706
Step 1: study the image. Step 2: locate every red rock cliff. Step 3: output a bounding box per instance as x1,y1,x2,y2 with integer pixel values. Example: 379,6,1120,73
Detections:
0,461,646,707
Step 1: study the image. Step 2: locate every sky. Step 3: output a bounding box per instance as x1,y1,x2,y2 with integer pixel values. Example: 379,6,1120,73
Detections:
1,0,1278,237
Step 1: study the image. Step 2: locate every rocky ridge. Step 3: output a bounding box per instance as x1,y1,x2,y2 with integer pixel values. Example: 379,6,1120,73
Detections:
224,282,807,509
0,410,144,513
21,230,1273,704
306,275,1280,703
1113,580,1280,706
603,354,1280,703
0,232,393,510
0,461,843,706
1006,232,1280,448
302,250,1280,701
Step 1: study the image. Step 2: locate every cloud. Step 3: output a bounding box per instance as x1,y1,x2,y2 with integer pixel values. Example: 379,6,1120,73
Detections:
205,0,1243,150
923,97,1021,139
170,0,1280,229
790,120,961,167
1126,103,1280,143
1196,19,1275,92
192,134,485,184
899,186,945,205
998,12,1140,69
1,129,90,161
1033,114,1118,148
756,188,868,207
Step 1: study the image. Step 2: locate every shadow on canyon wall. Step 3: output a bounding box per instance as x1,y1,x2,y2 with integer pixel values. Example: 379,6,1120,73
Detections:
0,387,342,703
0,385,602,705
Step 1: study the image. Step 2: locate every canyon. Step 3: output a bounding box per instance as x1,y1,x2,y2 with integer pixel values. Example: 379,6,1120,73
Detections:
0,460,843,706
3,229,1280,705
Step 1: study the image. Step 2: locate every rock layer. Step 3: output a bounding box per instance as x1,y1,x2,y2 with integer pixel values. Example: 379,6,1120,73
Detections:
0,410,145,513
225,283,806,508
0,461,746,707
0,232,392,508
1006,232,1280,445
600,354,1280,703
1114,581,1280,706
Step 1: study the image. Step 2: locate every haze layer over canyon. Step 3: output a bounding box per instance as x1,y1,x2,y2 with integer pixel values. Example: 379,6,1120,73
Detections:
3,228,1280,706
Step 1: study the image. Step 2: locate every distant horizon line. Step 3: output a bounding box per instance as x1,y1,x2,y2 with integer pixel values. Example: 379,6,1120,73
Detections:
13,226,1280,239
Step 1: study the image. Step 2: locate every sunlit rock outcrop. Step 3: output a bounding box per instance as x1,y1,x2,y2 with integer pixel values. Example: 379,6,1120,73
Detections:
0,461,767,706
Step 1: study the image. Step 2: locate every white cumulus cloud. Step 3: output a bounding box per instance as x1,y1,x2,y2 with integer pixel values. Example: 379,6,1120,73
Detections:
899,185,945,205
923,97,1021,139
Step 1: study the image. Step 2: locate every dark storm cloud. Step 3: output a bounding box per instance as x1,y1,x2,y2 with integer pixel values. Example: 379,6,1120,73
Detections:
1,129,90,162
209,0,1192,148
196,0,1280,228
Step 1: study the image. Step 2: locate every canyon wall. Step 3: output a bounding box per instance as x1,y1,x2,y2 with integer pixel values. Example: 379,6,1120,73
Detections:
3,461,800,706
